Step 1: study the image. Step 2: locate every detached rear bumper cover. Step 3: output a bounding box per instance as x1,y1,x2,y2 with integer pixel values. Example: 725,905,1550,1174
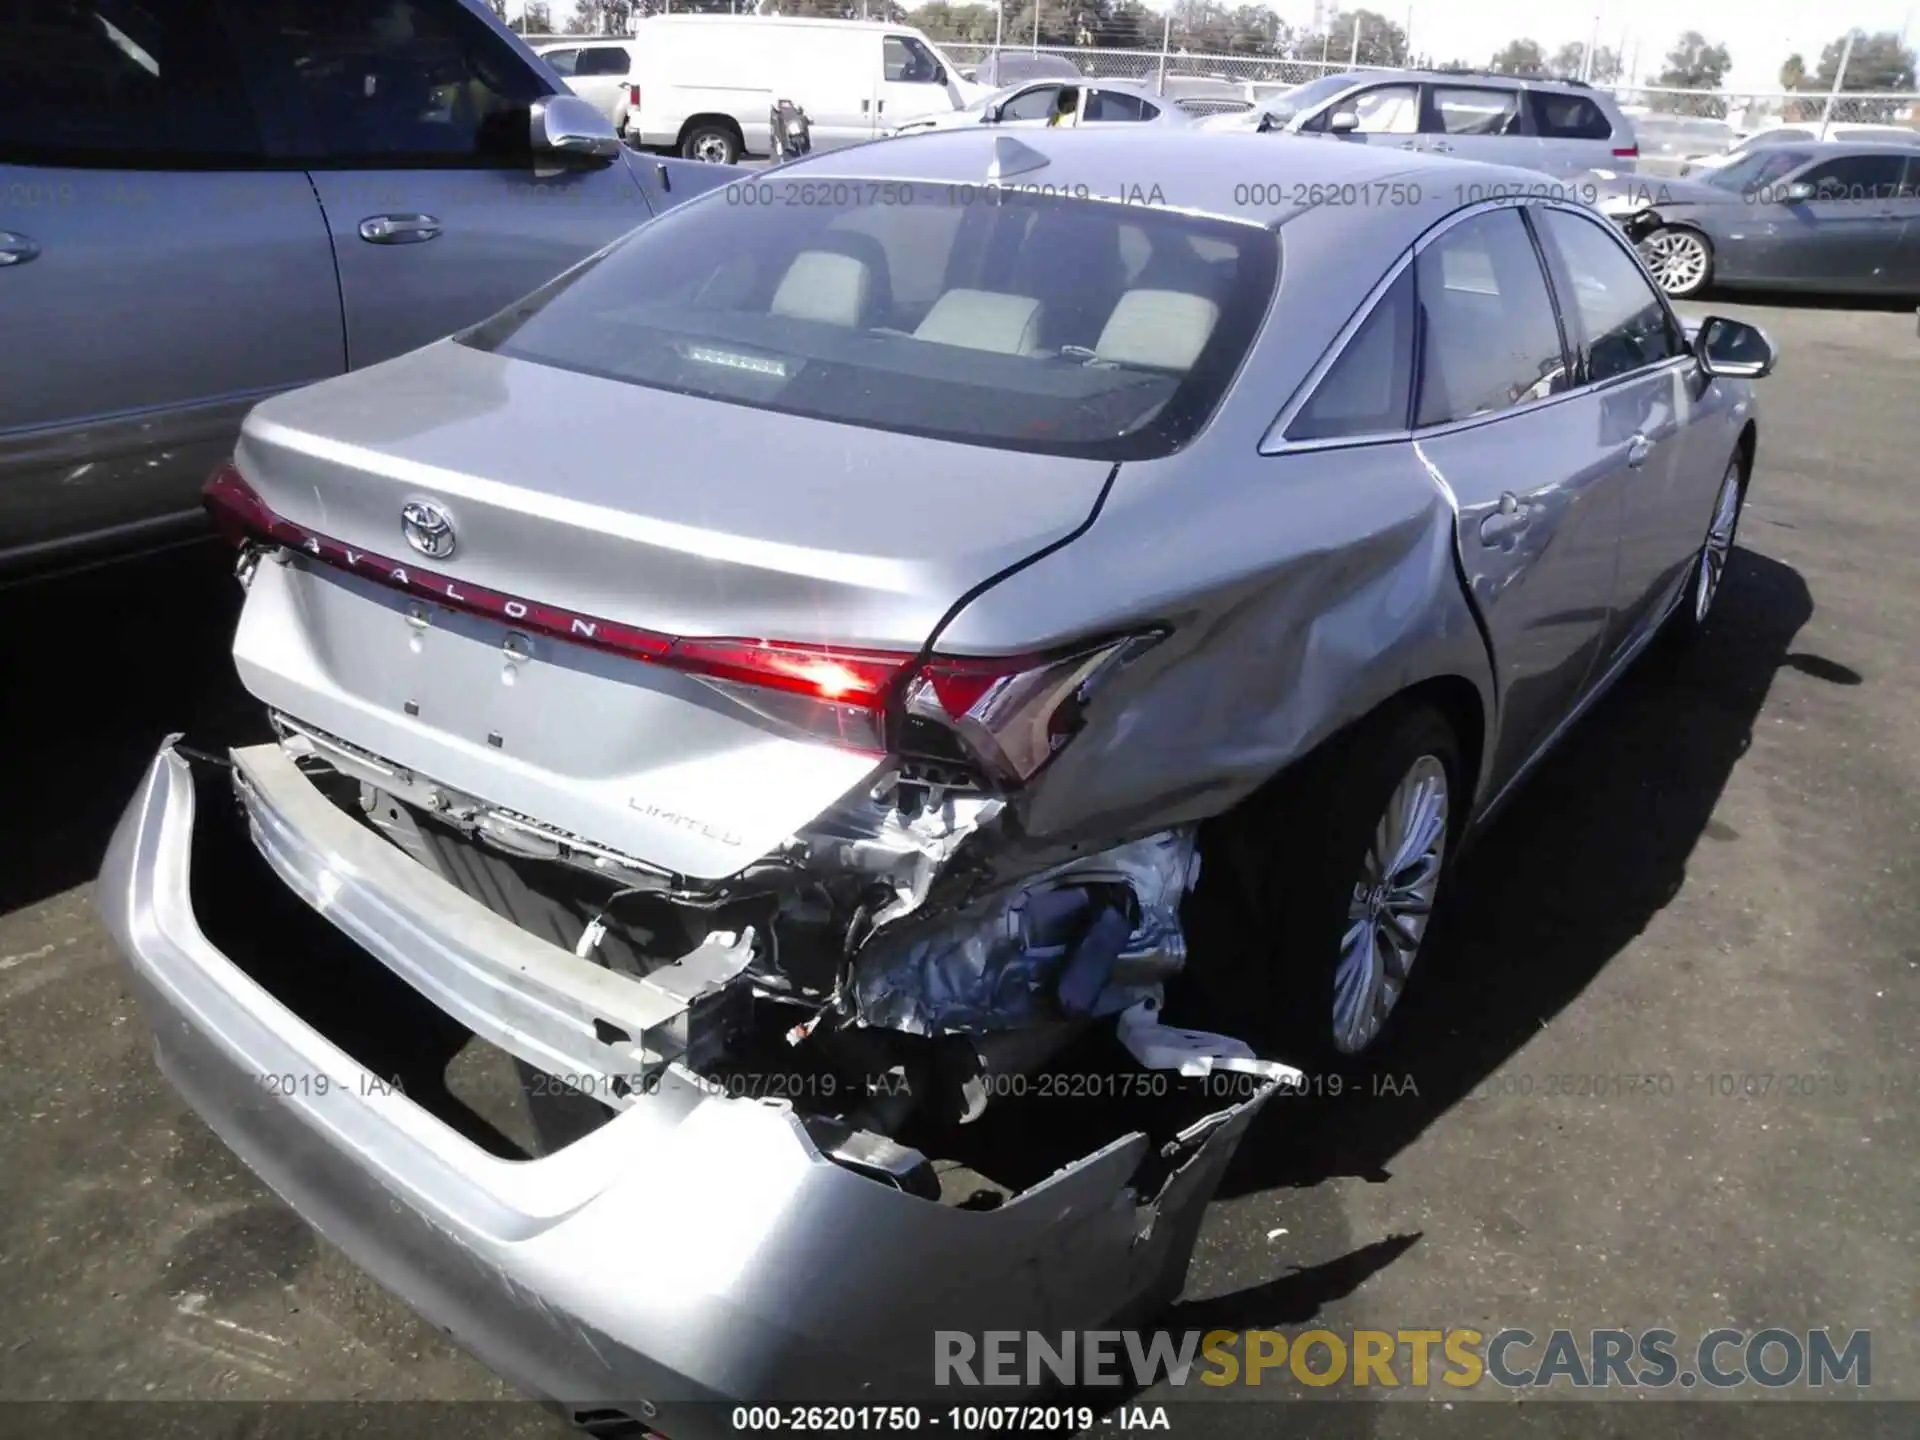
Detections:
99,742,1274,1428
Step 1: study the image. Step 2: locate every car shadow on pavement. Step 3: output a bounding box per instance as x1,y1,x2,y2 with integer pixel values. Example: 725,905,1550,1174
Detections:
0,542,261,918
1215,545,1818,1201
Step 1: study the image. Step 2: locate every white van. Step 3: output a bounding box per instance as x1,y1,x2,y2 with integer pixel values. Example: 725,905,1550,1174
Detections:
627,15,988,163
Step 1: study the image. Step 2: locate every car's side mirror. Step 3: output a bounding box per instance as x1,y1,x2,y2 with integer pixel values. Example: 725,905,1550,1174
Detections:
530,94,621,162
1778,180,1817,203
984,103,1003,123
1694,315,1777,378
1327,109,1360,134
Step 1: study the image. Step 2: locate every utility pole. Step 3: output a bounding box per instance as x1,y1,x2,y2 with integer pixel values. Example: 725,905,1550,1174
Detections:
1402,3,1413,66
1348,13,1360,67
1818,28,1856,140
993,1,1002,54
1580,14,1599,81
1157,13,1170,93
1032,0,1039,54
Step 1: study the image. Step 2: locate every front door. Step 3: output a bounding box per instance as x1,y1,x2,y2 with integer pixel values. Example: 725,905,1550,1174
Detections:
1304,82,1422,152
0,0,343,566
1407,205,1625,795
230,0,656,370
1531,204,1703,652
878,33,958,132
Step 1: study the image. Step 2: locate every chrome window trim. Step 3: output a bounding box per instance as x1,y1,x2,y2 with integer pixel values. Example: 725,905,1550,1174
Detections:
1262,195,1699,458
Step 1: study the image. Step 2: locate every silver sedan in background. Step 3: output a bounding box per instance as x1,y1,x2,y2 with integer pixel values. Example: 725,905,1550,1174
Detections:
101,129,1774,1427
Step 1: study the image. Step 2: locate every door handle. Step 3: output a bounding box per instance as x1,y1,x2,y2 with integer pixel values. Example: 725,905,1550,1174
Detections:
860,99,870,114
0,231,41,266
1426,139,1453,152
358,213,442,245
1478,491,1532,546
1626,433,1652,469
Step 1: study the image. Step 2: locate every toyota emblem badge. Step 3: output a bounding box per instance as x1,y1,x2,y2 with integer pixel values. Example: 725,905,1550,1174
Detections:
401,500,456,560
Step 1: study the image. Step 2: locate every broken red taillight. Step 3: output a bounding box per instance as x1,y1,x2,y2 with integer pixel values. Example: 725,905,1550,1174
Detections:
204,462,1160,780
1612,143,1639,159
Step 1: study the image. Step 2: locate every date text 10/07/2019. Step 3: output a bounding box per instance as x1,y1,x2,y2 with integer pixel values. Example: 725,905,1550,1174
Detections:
729,1406,1171,1432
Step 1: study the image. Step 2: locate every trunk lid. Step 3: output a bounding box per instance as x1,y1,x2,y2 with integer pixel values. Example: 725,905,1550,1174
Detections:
229,343,1112,879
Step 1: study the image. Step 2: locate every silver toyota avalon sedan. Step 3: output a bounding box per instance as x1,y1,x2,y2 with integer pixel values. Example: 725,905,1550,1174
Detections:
99,128,1774,1426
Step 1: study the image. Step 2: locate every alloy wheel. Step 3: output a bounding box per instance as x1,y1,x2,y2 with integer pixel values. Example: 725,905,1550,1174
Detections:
1333,754,1449,1054
1639,228,1709,297
691,134,734,164
1695,462,1743,624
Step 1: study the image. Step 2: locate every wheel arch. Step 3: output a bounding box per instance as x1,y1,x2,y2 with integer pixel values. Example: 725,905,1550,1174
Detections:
677,113,747,156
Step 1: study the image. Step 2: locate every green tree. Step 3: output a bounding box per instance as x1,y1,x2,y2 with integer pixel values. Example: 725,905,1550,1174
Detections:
1779,52,1806,89
1813,29,1917,89
905,3,999,42
1549,41,1619,82
1655,30,1730,90
1488,38,1546,75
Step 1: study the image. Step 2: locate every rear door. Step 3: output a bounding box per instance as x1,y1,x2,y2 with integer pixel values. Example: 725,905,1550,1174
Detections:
230,0,656,371
1756,151,1911,290
1404,204,1625,797
775,28,869,150
1082,88,1162,126
1888,153,1920,292
0,0,342,568
1421,83,1539,168
1532,204,1701,653
1523,87,1625,174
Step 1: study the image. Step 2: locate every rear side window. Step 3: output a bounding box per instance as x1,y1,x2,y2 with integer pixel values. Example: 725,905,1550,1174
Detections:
1798,153,1909,201
460,181,1279,461
1430,86,1522,137
1535,208,1681,384
1086,90,1152,122
1526,92,1613,140
541,48,579,76
1413,209,1568,428
1288,269,1415,441
574,46,631,77
232,0,546,166
0,0,265,167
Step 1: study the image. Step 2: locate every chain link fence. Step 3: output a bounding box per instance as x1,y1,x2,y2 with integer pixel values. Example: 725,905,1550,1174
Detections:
515,29,1920,133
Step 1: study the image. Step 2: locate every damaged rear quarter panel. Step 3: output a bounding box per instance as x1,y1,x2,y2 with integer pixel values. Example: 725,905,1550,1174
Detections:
932,440,1496,846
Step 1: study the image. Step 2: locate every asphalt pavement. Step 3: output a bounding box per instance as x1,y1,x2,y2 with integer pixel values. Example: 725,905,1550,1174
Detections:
0,297,1914,1433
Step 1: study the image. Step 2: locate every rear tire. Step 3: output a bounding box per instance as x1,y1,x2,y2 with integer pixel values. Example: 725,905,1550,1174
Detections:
1184,703,1464,1066
682,123,740,164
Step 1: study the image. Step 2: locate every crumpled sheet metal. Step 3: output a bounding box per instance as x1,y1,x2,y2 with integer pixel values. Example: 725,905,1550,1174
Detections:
850,828,1201,1036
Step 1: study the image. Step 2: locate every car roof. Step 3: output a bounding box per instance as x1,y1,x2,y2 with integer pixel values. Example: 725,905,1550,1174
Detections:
638,14,918,32
1782,138,1920,155
784,126,1568,229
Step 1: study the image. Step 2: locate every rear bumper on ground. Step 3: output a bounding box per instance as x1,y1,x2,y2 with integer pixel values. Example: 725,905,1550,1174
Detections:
98,741,1273,1432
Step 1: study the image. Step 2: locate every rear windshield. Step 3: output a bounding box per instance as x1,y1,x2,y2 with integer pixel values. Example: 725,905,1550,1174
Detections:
1526,91,1613,140
460,178,1278,460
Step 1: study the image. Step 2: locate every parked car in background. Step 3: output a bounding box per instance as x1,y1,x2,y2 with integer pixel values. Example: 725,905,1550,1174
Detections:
888,76,1188,135
962,49,1083,89
534,38,640,139
1196,69,1639,175
1681,120,1920,175
1633,115,1737,177
1155,74,1255,118
626,15,988,162
0,0,734,580
1594,141,1920,296
105,127,1773,1427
